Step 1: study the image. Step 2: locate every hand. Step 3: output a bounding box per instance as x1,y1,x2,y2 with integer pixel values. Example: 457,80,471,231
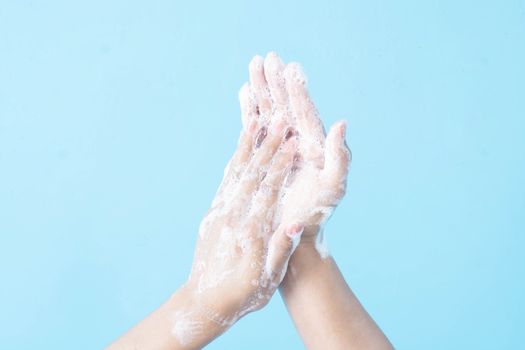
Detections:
183,96,303,331
239,53,351,249
107,55,312,350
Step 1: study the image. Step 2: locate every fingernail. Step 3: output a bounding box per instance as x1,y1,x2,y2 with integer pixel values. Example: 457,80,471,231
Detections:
284,127,297,141
340,121,347,138
254,126,267,148
250,55,264,70
286,224,304,238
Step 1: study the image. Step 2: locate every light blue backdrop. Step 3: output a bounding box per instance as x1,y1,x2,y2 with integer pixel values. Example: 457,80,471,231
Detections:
1,1,523,349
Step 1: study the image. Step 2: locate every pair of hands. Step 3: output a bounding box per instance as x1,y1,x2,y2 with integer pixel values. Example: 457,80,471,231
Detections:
107,53,393,350
183,52,351,337
107,52,392,350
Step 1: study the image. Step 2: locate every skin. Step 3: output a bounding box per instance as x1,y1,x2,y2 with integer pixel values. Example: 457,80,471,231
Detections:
106,53,393,350
249,52,393,350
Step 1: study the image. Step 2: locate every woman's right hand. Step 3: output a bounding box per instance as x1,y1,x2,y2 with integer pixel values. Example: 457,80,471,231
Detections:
183,92,303,335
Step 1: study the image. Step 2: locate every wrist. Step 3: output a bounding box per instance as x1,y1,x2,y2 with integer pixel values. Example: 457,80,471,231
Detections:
168,285,235,349
280,241,324,291
183,278,246,323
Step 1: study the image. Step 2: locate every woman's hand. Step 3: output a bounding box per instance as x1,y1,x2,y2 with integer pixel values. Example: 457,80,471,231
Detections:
239,53,351,248
181,83,305,338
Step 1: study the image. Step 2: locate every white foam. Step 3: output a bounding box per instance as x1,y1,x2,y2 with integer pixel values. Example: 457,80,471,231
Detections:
290,236,300,254
315,229,330,259
171,310,202,347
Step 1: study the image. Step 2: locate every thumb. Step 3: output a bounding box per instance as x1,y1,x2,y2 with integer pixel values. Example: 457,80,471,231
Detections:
265,223,304,285
321,120,351,190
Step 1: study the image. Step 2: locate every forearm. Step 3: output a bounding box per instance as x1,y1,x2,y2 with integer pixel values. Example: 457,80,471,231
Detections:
280,240,393,350
106,285,228,350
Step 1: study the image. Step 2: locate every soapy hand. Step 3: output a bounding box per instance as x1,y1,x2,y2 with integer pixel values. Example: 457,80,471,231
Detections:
175,52,351,347
240,53,351,248
183,98,303,332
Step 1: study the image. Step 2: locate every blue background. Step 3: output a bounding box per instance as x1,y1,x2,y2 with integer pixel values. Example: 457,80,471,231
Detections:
1,1,524,349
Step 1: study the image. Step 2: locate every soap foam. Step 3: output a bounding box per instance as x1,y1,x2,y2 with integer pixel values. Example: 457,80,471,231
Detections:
171,310,203,347
315,228,330,259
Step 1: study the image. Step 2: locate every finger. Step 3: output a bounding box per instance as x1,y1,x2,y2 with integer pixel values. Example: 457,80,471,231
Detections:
222,82,258,191
233,120,287,201
264,52,288,112
217,119,258,197
249,55,272,118
284,62,325,145
321,120,351,197
239,82,257,129
265,223,304,285
250,131,298,219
